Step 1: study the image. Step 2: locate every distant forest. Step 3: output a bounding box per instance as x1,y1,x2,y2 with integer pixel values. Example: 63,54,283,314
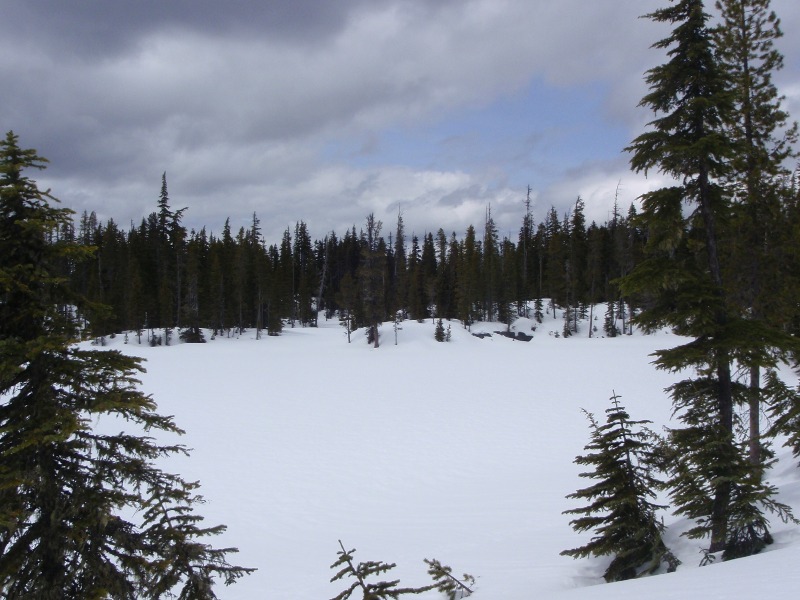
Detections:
61,168,800,346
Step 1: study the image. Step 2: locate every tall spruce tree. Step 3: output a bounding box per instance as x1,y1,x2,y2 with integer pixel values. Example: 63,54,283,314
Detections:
715,0,799,466
359,213,385,347
0,132,252,597
623,0,795,556
561,393,678,582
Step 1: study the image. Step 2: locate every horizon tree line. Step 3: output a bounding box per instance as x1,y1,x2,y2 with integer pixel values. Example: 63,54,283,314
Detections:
66,183,654,346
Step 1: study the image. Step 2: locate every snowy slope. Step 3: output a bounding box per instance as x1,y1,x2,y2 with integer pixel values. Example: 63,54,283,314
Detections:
88,308,800,599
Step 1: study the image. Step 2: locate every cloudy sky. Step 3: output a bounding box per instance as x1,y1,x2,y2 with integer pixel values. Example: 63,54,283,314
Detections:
2,0,798,244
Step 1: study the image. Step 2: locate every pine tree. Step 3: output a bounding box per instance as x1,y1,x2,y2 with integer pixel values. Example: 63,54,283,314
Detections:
664,377,795,561
561,393,678,582
434,318,446,342
392,210,409,319
0,132,252,597
621,0,790,556
359,214,385,347
293,220,316,326
407,234,426,321
456,226,480,328
519,185,536,312
180,229,206,343
533,296,544,324
482,207,501,321
420,232,437,320
715,0,798,466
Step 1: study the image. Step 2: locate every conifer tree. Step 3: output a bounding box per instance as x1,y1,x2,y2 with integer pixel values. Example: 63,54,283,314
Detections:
624,0,734,554
0,132,252,597
359,214,385,347
623,0,797,556
543,207,566,308
482,207,501,321
603,302,618,338
715,0,798,466
766,368,800,464
293,220,316,325
664,377,795,561
434,318,446,342
407,234,426,321
419,232,438,320
561,393,678,582
532,296,544,325
180,229,206,343
453,227,474,328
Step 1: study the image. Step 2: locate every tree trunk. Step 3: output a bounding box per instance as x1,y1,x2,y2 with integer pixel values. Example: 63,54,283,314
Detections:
709,353,734,553
699,171,735,554
749,364,761,465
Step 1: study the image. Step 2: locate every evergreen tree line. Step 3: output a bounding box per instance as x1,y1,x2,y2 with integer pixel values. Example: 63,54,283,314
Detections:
65,154,800,348
65,187,657,343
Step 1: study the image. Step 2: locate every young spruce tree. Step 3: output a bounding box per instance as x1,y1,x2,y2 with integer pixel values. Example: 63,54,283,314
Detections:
561,393,678,582
0,132,253,598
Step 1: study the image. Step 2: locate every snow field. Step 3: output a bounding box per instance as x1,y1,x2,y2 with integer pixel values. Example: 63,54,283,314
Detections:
90,309,800,599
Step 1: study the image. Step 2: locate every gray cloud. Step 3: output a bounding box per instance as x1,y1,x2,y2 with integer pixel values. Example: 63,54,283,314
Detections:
2,0,798,244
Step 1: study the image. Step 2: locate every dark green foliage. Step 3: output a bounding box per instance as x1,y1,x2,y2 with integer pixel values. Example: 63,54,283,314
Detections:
329,541,433,600
424,558,475,599
0,132,253,598
179,326,206,343
56,178,651,340
561,313,572,338
434,318,446,342
533,296,544,324
359,214,386,348
766,368,800,463
715,0,799,466
561,393,678,582
603,303,618,337
328,543,476,600
664,377,795,561
620,0,798,556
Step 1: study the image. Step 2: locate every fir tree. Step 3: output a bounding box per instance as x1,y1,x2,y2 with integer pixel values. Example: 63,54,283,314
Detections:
766,368,800,464
456,226,480,328
603,302,618,337
621,0,795,556
337,272,358,344
715,0,799,466
0,131,252,597
392,209,409,319
533,296,544,324
664,377,795,561
359,214,385,347
561,393,678,582
434,318,446,342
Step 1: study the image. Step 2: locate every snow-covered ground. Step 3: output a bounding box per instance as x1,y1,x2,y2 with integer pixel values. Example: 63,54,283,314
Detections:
88,307,800,599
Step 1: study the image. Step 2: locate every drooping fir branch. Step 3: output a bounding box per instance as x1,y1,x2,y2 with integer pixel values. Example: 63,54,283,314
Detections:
765,368,800,463
329,540,434,600
424,558,475,599
328,542,477,600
